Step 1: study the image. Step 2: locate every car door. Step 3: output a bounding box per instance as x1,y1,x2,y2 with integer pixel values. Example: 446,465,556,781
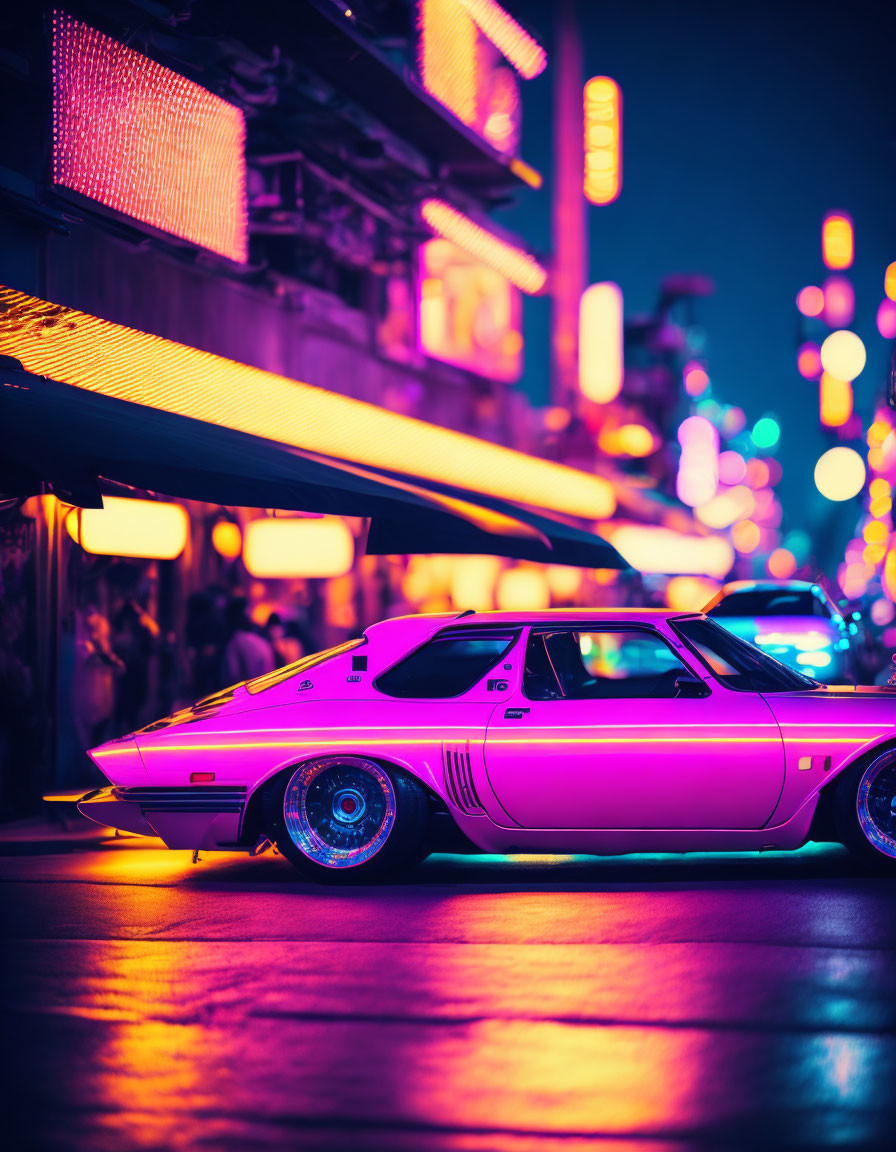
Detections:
484,624,786,830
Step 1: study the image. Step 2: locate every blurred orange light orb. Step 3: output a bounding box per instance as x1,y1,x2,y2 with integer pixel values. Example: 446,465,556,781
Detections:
767,548,797,579
211,520,241,560
796,285,824,316
731,520,761,554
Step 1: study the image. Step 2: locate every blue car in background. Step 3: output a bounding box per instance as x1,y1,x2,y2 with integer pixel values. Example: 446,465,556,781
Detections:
704,579,858,683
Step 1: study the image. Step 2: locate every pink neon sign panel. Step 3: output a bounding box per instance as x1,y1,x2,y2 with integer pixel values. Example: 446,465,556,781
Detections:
52,12,248,263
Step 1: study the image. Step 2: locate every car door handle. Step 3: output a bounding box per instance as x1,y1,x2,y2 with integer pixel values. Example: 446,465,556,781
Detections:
504,708,530,719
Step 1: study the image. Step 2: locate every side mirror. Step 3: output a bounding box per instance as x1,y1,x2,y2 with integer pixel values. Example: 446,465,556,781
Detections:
675,672,709,698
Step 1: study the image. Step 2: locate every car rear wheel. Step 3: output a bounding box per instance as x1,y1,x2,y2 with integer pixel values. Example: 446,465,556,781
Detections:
265,756,430,883
833,747,896,872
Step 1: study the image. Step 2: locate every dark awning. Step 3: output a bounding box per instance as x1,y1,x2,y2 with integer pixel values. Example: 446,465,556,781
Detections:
0,360,626,569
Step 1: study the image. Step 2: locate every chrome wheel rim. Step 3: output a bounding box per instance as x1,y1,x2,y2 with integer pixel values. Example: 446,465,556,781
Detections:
857,751,896,859
283,757,396,868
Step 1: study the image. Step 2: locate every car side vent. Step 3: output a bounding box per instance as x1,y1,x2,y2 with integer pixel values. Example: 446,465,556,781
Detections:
443,742,484,815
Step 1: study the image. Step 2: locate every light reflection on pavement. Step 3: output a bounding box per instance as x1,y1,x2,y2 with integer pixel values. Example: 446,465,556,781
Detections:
1,833,895,1150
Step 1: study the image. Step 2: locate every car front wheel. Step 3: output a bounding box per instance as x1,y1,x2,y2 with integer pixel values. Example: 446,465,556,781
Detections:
264,756,430,883
834,747,896,872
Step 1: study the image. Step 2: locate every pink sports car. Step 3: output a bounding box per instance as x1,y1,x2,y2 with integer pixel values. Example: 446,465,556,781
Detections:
79,609,896,881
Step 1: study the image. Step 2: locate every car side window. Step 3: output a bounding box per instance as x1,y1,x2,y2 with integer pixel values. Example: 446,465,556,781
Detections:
375,627,519,698
524,629,696,700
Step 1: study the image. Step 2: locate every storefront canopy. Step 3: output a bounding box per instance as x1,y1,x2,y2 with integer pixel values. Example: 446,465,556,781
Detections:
0,358,627,569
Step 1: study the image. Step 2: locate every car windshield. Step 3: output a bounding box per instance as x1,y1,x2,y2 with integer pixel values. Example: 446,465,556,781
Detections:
673,616,817,692
708,589,829,618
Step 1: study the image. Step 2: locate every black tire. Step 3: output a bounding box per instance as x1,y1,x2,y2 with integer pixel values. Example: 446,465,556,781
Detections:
262,756,431,883
833,747,896,873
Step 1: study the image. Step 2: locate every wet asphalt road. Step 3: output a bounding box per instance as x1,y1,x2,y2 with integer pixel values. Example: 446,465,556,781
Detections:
1,828,896,1152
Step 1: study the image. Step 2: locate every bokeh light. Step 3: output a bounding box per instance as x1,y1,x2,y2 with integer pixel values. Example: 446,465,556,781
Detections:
751,416,780,450
819,373,853,428
683,361,710,396
579,282,623,401
820,330,866,381
767,548,797,579
797,341,822,380
665,575,721,612
677,415,719,507
583,76,621,205
821,212,853,270
885,261,896,302
243,516,353,578
814,446,866,502
796,285,824,317
871,598,895,626
731,520,761,554
718,450,746,484
496,565,550,610
877,299,896,340
745,458,770,489
822,275,854,328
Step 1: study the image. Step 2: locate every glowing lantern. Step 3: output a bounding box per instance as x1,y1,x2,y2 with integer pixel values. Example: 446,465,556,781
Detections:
579,283,623,402
822,213,853,270
767,548,797,579
814,447,866,502
584,76,621,205
496,566,550,610
66,497,188,559
421,200,546,294
877,299,896,340
796,286,824,317
797,342,822,380
211,520,241,560
820,330,866,381
242,517,353,578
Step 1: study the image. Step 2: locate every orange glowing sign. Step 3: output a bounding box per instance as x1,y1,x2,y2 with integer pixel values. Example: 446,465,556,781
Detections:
456,0,547,78
66,497,188,559
821,213,853,271
584,77,622,205
579,283,623,402
421,200,547,294
0,288,616,520
419,239,522,382
52,12,247,262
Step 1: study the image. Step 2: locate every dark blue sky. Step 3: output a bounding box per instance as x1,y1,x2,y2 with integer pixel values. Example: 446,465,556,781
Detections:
498,0,895,556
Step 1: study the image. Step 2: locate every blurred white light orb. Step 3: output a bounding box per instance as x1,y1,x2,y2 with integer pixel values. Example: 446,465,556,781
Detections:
814,446,866,502
819,330,866,381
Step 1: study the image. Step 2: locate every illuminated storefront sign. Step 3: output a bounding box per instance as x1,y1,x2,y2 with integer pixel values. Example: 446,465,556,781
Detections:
420,200,547,294
243,517,354,578
0,288,616,520
419,239,522,382
584,76,622,205
65,497,189,559
417,0,543,153
579,282,623,402
52,11,248,263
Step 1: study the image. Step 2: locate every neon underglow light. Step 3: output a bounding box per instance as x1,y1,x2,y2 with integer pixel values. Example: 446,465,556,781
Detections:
822,213,853,271
579,283,623,402
52,12,247,263
584,77,622,205
421,200,547,294
456,0,547,78
0,288,615,520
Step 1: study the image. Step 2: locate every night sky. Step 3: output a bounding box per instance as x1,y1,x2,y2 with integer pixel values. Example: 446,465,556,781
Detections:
499,0,895,565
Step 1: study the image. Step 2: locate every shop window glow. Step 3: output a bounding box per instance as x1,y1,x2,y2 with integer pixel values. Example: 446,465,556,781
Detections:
584,77,621,205
66,497,188,559
579,283,623,402
52,12,247,262
421,200,546,294
821,213,853,270
243,517,353,579
820,330,866,381
0,288,615,522
814,447,866,502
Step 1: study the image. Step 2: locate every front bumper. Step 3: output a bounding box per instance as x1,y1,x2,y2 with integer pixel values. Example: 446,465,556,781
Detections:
78,785,248,850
